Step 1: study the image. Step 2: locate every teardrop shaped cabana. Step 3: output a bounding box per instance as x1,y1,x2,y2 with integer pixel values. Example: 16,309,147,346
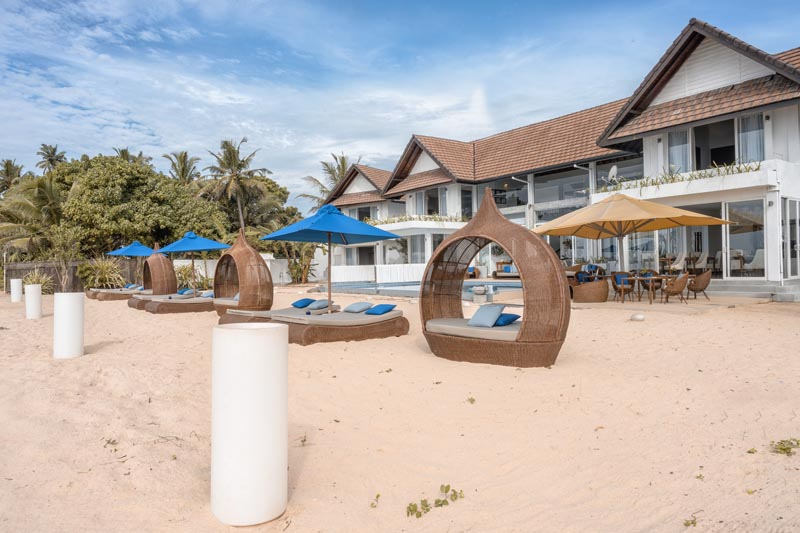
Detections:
127,248,178,309
213,230,274,317
420,189,571,367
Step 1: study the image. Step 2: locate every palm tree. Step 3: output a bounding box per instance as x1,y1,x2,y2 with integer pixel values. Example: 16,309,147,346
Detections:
298,152,359,213
36,144,67,174
0,159,24,195
113,147,132,161
114,147,152,168
0,175,64,252
203,137,271,229
163,151,201,184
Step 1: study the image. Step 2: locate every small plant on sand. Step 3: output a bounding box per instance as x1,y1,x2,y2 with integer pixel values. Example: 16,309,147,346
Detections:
770,438,800,456
746,448,757,454
370,493,380,508
683,510,702,527
22,268,54,294
406,484,464,518
466,397,476,404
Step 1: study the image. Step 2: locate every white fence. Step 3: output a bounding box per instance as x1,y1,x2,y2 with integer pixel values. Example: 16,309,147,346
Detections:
376,264,426,284
174,256,293,285
330,265,376,283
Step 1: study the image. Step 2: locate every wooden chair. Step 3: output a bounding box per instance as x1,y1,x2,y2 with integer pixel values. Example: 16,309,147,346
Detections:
661,273,689,304
610,271,635,302
636,269,662,300
686,269,712,300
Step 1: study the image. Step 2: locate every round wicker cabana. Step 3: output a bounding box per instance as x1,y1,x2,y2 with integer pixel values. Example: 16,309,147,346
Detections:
213,230,274,316
143,249,177,295
420,189,571,367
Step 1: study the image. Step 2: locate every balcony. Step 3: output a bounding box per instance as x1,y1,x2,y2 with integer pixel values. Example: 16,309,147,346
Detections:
367,215,467,236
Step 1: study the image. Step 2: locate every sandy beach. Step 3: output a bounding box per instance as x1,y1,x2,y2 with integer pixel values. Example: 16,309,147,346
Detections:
1,288,799,532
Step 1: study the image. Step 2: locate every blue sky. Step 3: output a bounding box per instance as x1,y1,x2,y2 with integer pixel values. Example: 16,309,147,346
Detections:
2,0,799,213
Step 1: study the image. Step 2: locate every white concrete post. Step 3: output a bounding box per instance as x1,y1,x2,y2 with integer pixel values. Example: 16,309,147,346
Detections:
53,293,84,359
24,284,42,319
10,279,22,302
211,322,288,526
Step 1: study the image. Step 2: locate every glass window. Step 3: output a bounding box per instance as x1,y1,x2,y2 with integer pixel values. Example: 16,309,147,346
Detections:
628,231,656,272
727,199,764,277
668,130,690,173
738,113,764,163
414,191,424,216
533,169,588,203
486,176,528,207
410,235,425,263
432,233,445,252
601,237,618,270
425,188,439,215
596,157,643,187
438,188,448,216
694,119,735,169
351,206,371,222
461,187,473,219
345,248,357,266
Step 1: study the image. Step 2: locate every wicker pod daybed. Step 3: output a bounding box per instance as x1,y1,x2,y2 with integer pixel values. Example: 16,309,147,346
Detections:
127,251,178,310
213,230,274,317
420,189,571,367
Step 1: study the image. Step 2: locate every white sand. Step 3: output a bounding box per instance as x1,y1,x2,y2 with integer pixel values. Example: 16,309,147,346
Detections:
1,288,799,532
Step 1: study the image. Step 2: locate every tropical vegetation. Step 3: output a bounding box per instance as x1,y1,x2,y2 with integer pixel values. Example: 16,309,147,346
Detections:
298,152,359,213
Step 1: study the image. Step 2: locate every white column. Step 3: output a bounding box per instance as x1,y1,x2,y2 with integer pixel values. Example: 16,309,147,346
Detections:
24,284,42,319
10,279,22,302
765,190,782,281
211,322,288,526
53,293,84,359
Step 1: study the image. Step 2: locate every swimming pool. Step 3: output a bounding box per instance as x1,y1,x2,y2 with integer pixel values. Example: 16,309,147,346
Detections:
330,280,523,299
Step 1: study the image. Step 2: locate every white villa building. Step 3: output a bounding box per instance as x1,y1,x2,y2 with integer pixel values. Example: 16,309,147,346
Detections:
325,19,800,298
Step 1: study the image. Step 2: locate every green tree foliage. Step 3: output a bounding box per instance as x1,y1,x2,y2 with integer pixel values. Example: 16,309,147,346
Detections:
0,175,64,253
0,159,25,195
163,150,201,184
62,155,226,254
298,152,359,213
36,144,67,174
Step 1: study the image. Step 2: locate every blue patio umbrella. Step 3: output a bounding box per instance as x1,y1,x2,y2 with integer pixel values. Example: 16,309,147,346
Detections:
261,204,400,310
159,231,230,290
107,240,154,257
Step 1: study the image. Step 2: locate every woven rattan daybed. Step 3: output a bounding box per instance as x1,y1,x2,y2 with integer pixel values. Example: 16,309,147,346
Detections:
219,305,409,345
212,230,273,317
127,252,178,309
420,189,570,367
88,287,152,301
143,296,215,314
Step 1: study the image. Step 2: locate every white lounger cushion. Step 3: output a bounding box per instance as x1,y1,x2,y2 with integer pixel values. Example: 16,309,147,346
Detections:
132,293,195,301
91,288,153,295
272,309,402,326
213,298,238,306
426,318,520,341
227,305,341,320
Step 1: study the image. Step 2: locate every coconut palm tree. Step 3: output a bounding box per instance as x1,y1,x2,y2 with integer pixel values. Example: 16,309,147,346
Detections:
0,175,64,252
36,144,67,174
113,147,132,161
163,151,202,184
0,159,24,195
113,147,152,167
202,137,270,229
298,152,359,213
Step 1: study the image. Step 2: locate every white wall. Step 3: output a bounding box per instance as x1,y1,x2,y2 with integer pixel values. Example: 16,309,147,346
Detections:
770,104,800,163
643,135,664,177
651,38,773,105
409,151,439,175
343,173,376,194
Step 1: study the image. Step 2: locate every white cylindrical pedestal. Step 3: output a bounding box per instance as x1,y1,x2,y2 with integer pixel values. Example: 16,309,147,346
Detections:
10,279,23,302
211,322,288,526
53,292,85,359
24,284,42,319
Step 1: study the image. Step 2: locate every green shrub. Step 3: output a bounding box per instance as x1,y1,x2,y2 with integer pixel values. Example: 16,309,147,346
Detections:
22,268,54,294
175,264,195,289
77,257,125,289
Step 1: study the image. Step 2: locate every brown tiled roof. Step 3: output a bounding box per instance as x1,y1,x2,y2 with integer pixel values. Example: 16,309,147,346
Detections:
775,47,800,70
609,75,800,140
354,164,391,189
599,18,800,146
472,99,627,180
330,191,384,207
384,168,451,197
413,135,475,181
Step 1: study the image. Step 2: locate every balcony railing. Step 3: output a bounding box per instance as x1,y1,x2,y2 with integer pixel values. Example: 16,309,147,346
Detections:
596,161,763,194
365,214,467,226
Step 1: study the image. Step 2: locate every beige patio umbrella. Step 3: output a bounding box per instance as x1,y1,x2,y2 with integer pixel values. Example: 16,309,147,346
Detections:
533,193,730,271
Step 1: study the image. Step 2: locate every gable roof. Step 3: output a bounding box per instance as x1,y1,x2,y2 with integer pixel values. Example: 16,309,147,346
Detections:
599,18,800,146
324,164,392,207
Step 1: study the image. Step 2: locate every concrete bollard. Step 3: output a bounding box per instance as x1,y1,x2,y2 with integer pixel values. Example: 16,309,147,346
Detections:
10,279,23,302
211,322,288,526
24,284,42,319
53,293,85,359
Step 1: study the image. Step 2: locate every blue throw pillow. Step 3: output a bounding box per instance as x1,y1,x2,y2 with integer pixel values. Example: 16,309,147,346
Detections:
467,266,474,273
467,304,505,327
614,274,629,286
177,288,190,295
307,299,330,310
124,283,135,289
291,298,315,308
494,313,520,327
344,302,373,313
576,272,589,283
587,264,598,272
503,265,511,273
365,303,396,315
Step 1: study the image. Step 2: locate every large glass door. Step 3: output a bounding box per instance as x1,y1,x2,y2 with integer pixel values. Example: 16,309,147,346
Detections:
724,199,765,278
784,198,799,279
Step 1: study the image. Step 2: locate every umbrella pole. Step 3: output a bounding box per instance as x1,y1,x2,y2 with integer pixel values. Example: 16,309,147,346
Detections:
617,235,625,272
191,253,197,293
327,233,332,314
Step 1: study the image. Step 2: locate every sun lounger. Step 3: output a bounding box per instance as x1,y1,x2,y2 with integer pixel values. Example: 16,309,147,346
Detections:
425,318,521,341
218,305,341,324
143,297,215,314
127,292,197,310
89,287,152,301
